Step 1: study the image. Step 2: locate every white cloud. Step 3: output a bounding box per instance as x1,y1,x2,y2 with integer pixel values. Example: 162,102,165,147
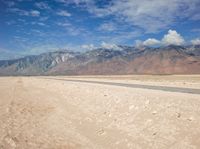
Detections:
101,42,122,50
69,0,200,33
31,29,46,37
113,0,200,32
191,38,200,45
39,16,49,21
56,21,88,36
53,0,200,34
55,0,92,5
37,22,45,26
143,38,160,46
57,10,71,17
30,10,40,17
136,29,185,47
35,2,51,10
161,30,185,45
81,44,95,50
98,22,116,32
55,0,66,2
135,40,143,48
57,22,71,27
8,8,40,17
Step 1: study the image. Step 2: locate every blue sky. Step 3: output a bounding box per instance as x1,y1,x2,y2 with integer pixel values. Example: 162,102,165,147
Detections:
0,0,200,59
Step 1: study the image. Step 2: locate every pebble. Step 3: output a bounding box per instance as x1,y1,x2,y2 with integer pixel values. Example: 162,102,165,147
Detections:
187,117,194,121
177,113,181,118
152,111,157,115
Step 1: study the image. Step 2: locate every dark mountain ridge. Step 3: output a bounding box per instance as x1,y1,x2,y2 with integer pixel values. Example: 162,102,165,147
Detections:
0,45,200,75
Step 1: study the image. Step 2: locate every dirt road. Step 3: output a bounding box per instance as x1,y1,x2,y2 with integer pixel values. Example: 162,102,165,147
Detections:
45,78,200,95
0,76,200,149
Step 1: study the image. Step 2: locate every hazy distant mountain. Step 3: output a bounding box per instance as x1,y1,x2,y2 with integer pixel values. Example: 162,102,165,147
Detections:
0,45,200,75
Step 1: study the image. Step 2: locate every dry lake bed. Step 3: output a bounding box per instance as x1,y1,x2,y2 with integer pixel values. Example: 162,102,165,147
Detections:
0,75,200,149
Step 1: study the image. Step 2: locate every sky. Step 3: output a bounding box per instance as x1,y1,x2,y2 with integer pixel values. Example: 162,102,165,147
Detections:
0,0,200,59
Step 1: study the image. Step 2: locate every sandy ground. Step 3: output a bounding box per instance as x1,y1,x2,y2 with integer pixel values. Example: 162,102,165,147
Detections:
0,76,200,149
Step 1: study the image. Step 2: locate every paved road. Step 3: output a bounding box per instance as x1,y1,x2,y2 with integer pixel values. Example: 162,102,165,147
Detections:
45,78,200,95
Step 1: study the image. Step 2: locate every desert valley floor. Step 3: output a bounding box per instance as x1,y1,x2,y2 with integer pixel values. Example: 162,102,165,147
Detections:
0,75,200,149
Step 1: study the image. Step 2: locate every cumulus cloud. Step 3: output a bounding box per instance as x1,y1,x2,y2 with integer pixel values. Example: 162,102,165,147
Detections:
143,38,160,46
136,30,185,47
162,30,185,45
191,38,200,45
56,10,71,17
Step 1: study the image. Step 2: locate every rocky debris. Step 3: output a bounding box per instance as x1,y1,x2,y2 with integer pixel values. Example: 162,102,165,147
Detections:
177,112,181,118
153,132,157,136
187,117,194,121
152,111,157,115
3,136,17,148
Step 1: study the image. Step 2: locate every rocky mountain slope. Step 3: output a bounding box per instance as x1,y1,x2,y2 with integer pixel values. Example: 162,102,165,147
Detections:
0,45,200,75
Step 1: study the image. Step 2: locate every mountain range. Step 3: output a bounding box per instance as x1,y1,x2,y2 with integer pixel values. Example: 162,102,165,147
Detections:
0,45,200,76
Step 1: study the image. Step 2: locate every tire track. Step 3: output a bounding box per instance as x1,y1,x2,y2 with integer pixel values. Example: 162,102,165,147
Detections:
1,78,24,149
